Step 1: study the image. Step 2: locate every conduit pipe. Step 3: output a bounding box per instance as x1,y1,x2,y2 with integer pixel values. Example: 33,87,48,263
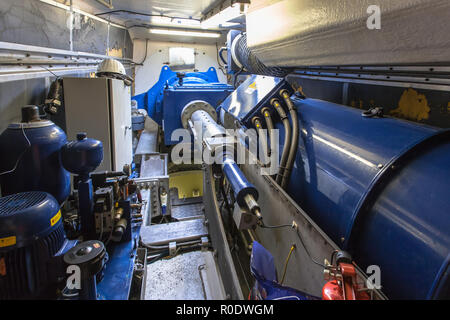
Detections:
271,98,291,185
280,90,299,189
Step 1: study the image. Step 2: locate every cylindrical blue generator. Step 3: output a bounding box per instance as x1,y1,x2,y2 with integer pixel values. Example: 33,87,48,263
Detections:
0,106,70,204
281,97,450,299
0,191,66,299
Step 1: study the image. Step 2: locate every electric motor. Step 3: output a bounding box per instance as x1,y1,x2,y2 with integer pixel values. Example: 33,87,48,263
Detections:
0,191,66,299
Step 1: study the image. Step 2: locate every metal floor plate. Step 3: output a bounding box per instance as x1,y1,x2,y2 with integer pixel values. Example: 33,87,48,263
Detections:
140,218,208,246
171,202,204,221
145,250,226,300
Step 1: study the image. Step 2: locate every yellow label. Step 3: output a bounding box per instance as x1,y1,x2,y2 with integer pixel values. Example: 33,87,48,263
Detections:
0,236,16,248
50,210,62,226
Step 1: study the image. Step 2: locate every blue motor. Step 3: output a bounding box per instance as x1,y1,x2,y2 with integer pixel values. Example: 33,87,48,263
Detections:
0,105,70,204
0,191,66,299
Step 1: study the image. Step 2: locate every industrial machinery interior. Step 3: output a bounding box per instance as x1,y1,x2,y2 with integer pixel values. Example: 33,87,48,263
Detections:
0,0,449,302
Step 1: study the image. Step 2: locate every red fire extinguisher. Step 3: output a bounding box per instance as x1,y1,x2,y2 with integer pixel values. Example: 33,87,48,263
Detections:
322,251,370,300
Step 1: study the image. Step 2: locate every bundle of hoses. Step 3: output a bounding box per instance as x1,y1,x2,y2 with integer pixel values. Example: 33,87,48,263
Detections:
261,90,299,189
233,33,291,78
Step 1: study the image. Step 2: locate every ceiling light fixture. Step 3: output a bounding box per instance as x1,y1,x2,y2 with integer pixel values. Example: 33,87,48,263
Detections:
201,0,250,28
149,28,221,38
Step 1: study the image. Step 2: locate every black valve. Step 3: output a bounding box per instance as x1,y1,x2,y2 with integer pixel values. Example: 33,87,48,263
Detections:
176,72,186,86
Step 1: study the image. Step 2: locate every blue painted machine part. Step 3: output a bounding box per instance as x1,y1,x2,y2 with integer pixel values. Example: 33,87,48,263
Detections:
222,157,258,207
0,121,70,204
0,191,67,299
276,97,450,299
61,132,103,177
132,66,226,122
218,74,291,128
78,178,95,239
0,191,62,249
163,83,233,144
97,197,141,300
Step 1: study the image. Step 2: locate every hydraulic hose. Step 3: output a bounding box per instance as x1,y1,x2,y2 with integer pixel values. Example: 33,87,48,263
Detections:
261,107,275,159
280,90,299,189
252,117,270,166
271,99,291,185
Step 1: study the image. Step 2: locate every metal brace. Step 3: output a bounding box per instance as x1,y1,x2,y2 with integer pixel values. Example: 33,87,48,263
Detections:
169,241,177,257
201,237,209,251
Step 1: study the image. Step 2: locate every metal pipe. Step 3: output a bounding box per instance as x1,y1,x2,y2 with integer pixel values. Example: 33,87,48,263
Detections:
271,98,291,185
280,90,299,189
181,101,260,215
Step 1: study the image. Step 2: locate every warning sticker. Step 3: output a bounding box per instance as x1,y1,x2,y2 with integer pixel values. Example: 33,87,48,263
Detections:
50,210,62,227
245,82,257,94
0,236,16,248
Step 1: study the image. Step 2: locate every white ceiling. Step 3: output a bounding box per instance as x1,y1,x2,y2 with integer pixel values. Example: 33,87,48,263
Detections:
68,0,233,28
65,0,242,43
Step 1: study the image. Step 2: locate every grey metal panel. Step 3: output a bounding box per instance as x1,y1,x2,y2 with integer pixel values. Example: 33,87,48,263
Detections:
145,250,226,300
247,0,450,66
73,16,108,55
0,0,69,50
202,165,244,300
240,162,386,299
135,131,158,155
171,202,204,221
109,78,133,171
140,218,208,246
62,77,113,171
0,0,133,57
0,77,47,133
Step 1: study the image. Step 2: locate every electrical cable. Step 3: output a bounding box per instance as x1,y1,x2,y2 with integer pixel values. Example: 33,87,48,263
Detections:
140,238,202,251
260,223,292,229
293,227,326,268
0,124,31,176
137,39,149,65
259,220,326,268
39,66,60,79
215,42,227,76
280,244,296,285
146,244,209,264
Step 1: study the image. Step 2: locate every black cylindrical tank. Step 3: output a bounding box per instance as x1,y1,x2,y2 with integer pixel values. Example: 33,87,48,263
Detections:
0,106,70,204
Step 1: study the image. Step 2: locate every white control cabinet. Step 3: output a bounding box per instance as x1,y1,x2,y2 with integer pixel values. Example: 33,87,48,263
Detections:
63,77,132,172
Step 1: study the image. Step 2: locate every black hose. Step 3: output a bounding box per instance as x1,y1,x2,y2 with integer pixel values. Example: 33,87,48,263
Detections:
253,117,270,166
271,99,291,185
233,34,291,77
280,91,299,189
261,107,275,158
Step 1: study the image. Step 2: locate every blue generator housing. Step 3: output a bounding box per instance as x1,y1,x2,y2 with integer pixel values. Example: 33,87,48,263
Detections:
132,66,233,144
